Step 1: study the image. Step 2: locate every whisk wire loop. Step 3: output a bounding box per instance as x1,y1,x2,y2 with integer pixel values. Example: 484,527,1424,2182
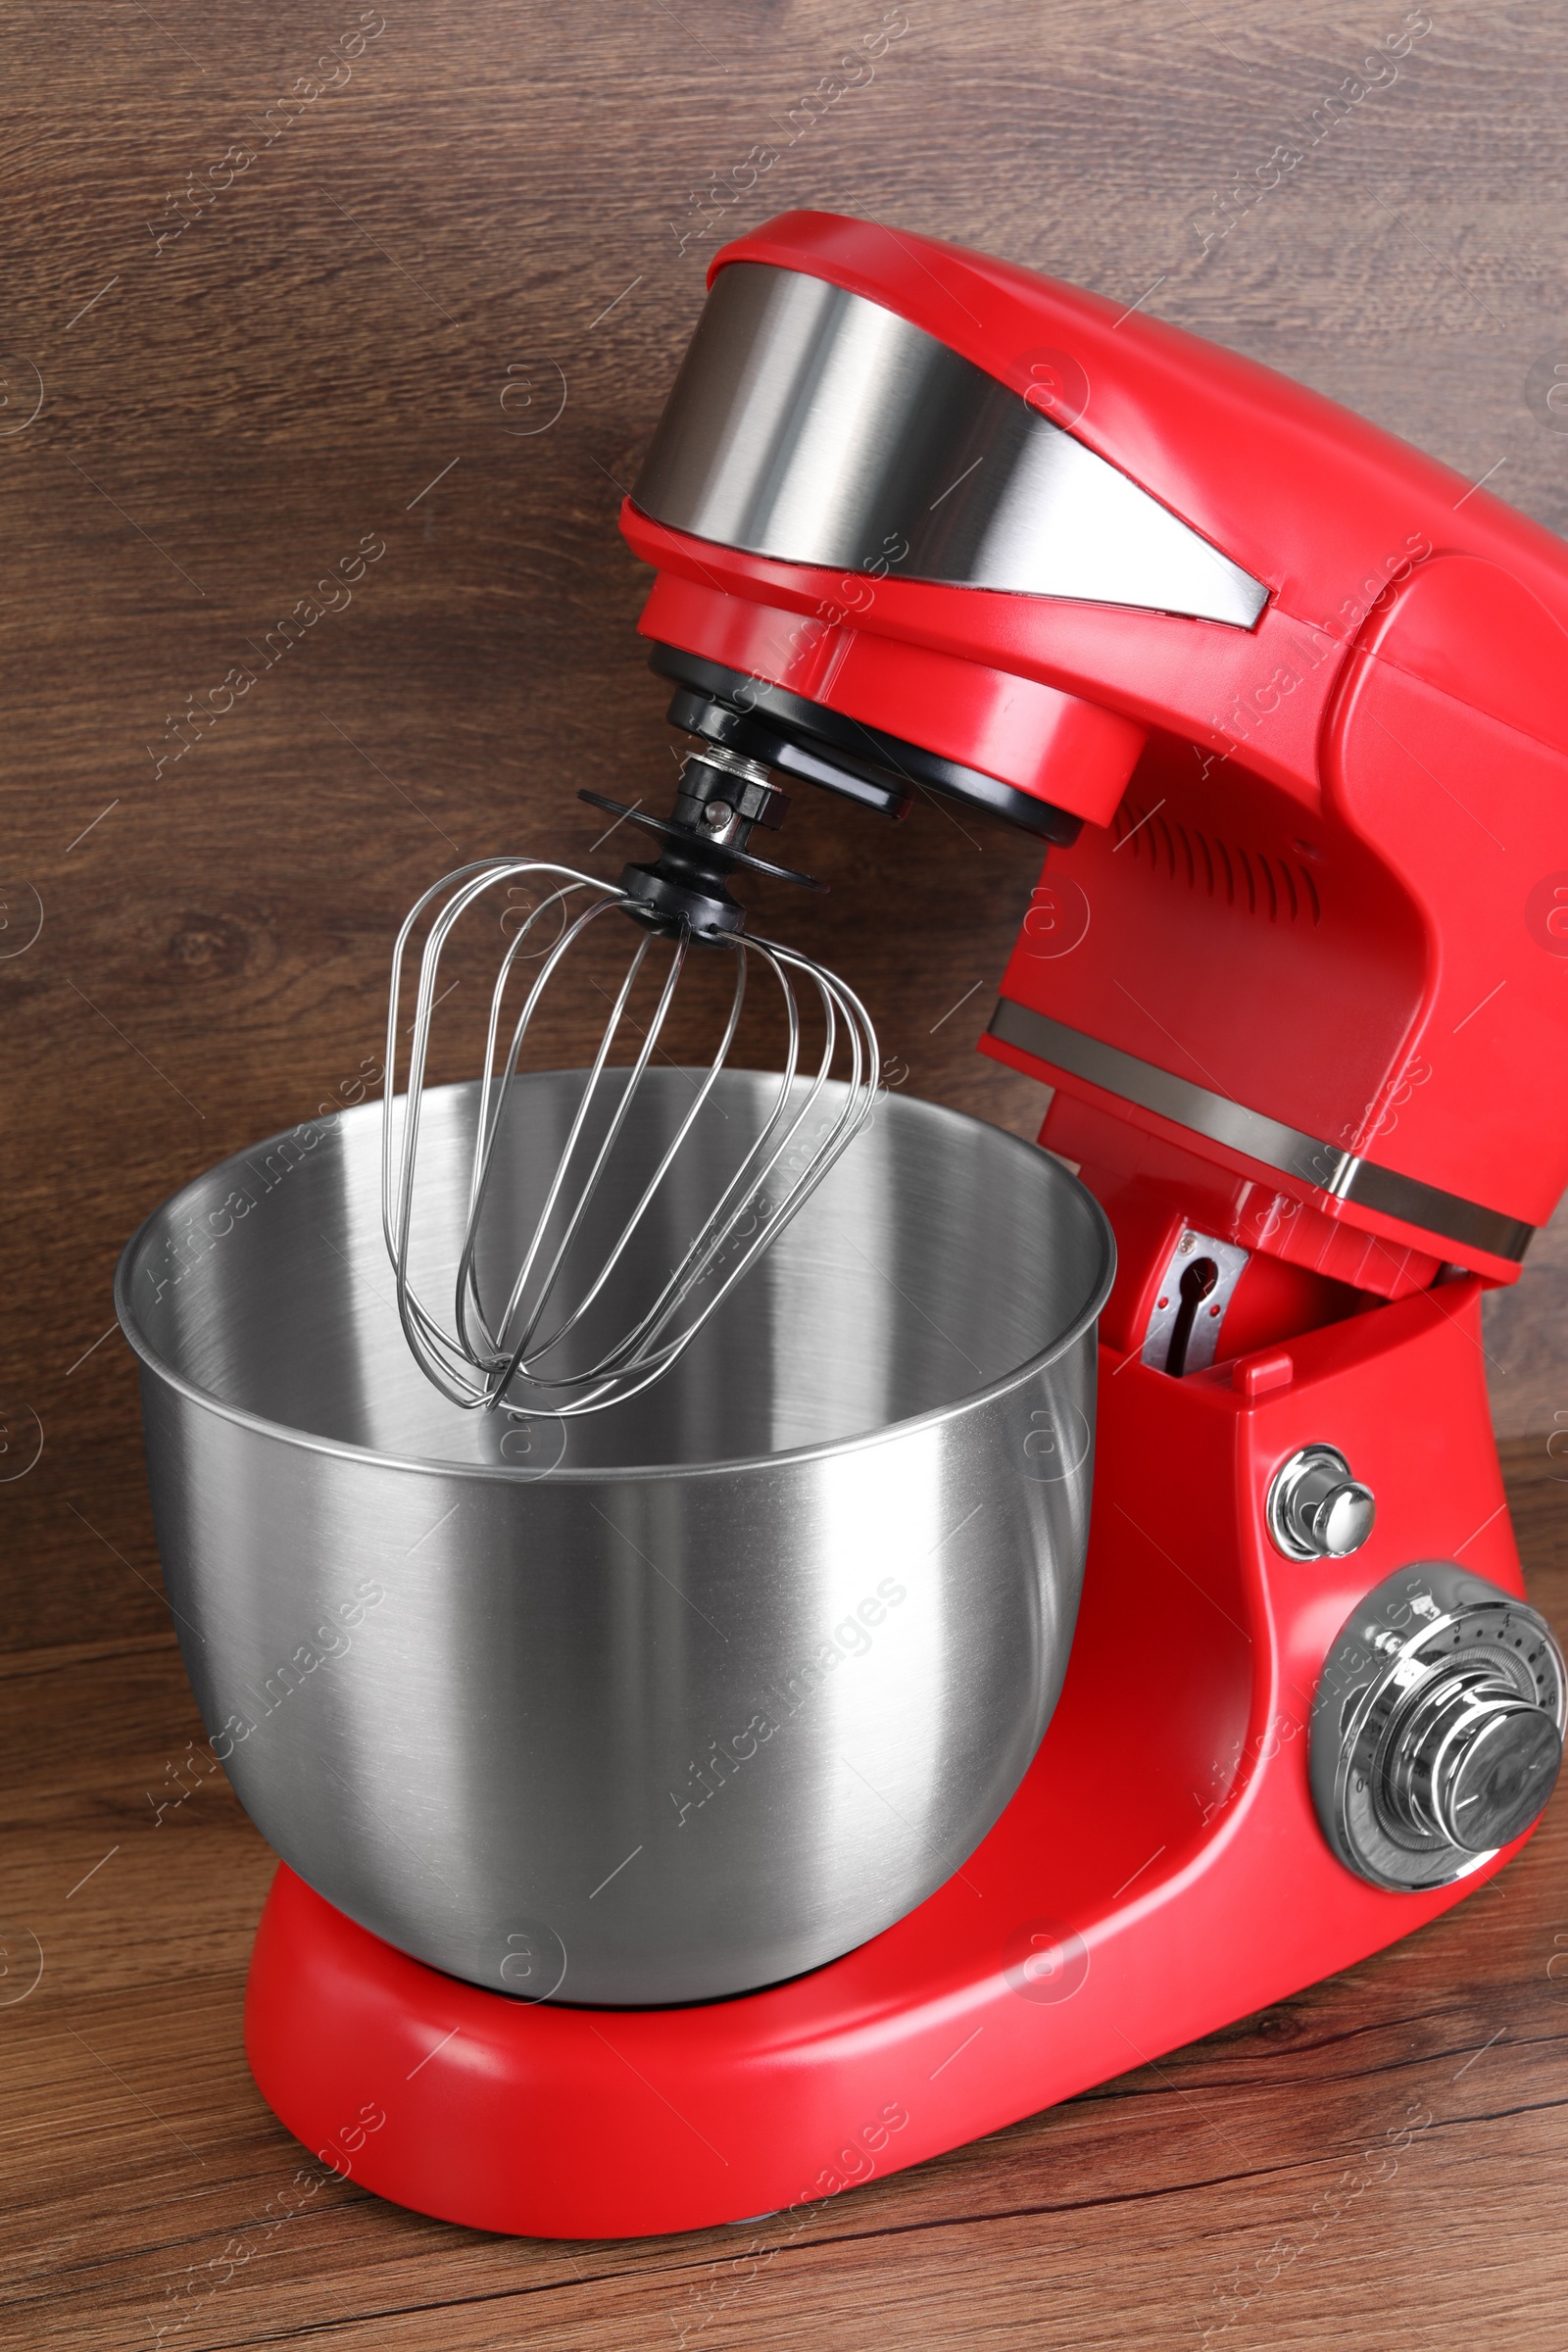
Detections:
383,855,879,1420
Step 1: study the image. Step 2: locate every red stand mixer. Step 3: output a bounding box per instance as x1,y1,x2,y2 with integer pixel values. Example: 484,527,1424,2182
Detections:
213,213,1568,2231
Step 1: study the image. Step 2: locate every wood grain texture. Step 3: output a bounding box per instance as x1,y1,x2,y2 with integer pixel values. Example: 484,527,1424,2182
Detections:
3,1,1568,2342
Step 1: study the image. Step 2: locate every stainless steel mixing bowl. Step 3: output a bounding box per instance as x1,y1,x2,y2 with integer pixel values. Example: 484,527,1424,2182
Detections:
117,1072,1114,2004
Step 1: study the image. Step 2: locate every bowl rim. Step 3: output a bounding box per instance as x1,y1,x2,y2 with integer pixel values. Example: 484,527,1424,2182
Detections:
113,1075,1116,1486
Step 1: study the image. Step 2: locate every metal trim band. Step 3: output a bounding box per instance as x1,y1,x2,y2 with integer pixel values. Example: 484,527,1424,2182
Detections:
632,263,1268,628
988,997,1534,1263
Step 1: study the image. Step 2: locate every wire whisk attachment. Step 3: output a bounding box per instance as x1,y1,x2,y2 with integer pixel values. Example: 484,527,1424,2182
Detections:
382,826,879,1422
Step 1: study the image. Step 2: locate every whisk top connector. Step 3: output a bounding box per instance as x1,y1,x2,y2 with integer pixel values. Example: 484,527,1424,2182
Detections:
582,743,825,941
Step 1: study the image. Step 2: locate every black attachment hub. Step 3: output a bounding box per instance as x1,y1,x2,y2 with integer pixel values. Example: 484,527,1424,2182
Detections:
579,747,825,941
650,642,1084,846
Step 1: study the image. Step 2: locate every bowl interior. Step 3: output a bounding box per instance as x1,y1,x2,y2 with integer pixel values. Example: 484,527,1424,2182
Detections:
118,1072,1112,1472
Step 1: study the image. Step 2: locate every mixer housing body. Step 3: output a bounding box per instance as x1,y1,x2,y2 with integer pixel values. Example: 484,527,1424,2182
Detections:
136,210,1568,2236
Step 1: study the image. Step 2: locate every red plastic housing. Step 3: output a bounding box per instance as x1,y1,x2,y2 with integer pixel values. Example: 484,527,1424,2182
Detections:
237,211,1561,2243
618,211,1568,1278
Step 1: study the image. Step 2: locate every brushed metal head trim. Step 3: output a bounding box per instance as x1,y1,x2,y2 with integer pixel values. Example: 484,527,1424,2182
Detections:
634,263,1269,627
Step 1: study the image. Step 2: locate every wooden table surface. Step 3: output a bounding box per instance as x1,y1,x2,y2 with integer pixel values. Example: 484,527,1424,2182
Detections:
5,2,1568,2344
2,1437,1563,2351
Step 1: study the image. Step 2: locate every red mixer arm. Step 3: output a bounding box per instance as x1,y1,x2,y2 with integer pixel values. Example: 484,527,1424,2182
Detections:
705,210,1568,651
984,547,1568,1287
621,210,1568,1291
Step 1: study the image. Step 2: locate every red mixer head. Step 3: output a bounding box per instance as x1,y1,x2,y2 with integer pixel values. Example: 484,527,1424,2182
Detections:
620,209,1568,1304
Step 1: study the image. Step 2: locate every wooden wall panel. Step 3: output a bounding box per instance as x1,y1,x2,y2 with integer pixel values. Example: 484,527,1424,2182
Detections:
3,4,1567,2340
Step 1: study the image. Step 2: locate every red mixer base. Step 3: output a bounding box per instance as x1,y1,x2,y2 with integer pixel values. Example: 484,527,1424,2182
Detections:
246,1287,1532,2237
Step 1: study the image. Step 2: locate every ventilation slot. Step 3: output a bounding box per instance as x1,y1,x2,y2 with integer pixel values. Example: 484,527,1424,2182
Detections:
1110,802,1321,926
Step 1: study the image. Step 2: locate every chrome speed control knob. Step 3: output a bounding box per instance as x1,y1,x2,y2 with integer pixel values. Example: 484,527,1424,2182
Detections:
1310,1563,1566,1890
1383,1670,1563,1853
1267,1444,1376,1560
